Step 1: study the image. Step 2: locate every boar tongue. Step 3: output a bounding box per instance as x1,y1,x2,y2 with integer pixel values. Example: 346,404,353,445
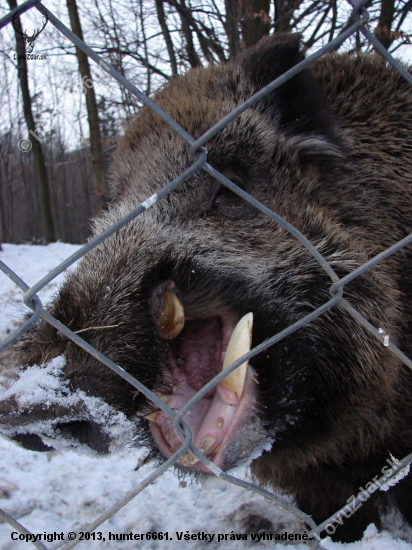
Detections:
180,317,225,394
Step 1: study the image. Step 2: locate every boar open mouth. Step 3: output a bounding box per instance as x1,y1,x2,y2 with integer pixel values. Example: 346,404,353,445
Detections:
148,281,258,472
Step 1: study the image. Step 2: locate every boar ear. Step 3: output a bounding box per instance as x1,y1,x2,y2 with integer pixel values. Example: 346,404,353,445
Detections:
0,357,136,454
240,33,345,160
239,33,305,90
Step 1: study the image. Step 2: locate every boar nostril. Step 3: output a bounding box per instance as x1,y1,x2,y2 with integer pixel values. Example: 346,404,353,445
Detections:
12,433,53,452
56,421,110,453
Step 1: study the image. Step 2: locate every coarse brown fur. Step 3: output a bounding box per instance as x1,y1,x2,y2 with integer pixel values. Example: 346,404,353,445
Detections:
2,34,412,542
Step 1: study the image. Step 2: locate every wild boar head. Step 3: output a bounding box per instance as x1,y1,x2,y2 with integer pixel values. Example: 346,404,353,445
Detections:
2,33,412,542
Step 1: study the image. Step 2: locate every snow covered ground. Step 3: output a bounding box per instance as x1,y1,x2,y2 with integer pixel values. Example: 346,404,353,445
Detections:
1,243,412,550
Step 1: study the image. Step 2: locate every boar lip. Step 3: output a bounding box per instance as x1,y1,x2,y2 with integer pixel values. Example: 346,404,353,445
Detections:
148,310,258,472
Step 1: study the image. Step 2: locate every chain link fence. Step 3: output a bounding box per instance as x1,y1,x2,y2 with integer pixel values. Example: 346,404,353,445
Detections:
0,0,412,548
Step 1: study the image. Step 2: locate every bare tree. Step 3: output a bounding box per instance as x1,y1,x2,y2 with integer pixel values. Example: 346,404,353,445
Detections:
1,0,411,245
66,0,108,210
134,0,412,73
224,0,241,57
7,0,55,243
375,0,396,49
241,0,271,47
155,0,179,75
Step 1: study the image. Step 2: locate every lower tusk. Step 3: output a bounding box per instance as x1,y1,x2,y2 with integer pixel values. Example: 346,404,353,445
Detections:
221,312,253,400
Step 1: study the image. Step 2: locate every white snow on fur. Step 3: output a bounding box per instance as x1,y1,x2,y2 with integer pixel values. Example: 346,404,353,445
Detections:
1,356,69,408
0,356,137,454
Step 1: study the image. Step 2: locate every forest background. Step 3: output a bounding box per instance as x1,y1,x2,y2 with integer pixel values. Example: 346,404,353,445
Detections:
0,0,411,244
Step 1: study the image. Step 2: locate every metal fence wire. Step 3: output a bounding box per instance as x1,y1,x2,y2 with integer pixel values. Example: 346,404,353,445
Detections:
1,0,412,548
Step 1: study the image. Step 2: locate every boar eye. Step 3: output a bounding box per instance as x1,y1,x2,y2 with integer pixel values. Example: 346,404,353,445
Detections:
213,172,244,203
213,185,238,204
211,172,253,218
221,170,247,190
215,184,240,199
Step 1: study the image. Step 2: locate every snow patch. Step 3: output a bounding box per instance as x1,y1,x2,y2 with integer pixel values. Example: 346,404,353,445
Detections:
1,356,69,407
0,356,137,455
1,244,412,549
380,463,411,492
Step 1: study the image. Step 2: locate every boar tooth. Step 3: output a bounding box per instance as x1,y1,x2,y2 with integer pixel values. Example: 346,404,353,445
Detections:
145,394,170,420
179,451,198,466
158,291,185,339
154,393,170,403
198,435,216,453
221,313,253,400
144,411,158,422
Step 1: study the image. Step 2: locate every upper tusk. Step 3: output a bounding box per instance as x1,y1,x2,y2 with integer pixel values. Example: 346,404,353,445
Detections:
158,291,185,339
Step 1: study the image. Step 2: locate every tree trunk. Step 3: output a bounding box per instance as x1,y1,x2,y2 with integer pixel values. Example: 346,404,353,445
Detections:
225,0,241,58
178,0,202,67
155,0,178,76
8,0,56,243
274,0,300,33
240,0,271,48
66,0,107,210
375,0,395,49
